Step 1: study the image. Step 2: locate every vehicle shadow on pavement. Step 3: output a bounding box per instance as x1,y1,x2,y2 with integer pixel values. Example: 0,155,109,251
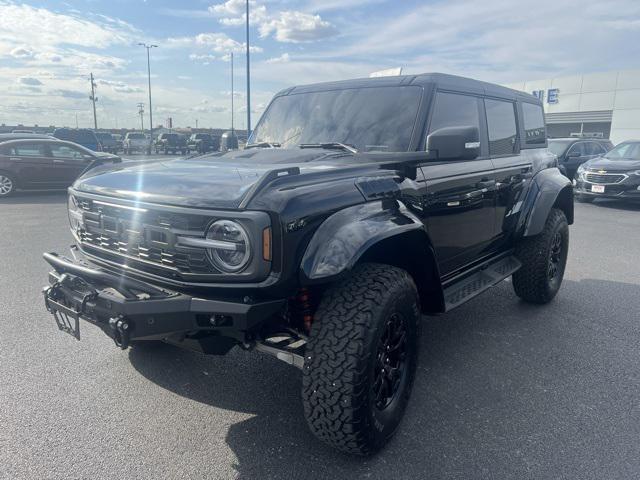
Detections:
0,191,66,205
128,278,640,480
588,198,640,211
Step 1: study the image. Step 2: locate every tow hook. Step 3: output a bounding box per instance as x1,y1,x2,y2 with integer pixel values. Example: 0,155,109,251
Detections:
109,316,131,349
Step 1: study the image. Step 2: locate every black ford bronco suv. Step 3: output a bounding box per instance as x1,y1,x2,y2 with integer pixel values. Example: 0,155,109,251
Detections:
43,73,573,455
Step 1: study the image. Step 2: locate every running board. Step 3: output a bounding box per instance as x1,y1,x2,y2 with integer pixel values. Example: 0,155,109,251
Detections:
255,332,307,369
443,255,521,311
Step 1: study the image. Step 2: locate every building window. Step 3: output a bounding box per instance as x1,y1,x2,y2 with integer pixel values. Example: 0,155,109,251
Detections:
522,102,546,145
485,99,518,155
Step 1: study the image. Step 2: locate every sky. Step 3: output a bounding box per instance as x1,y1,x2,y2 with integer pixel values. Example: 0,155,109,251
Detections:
1,0,639,129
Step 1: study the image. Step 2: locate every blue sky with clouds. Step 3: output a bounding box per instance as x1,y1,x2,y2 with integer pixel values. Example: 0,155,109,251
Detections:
1,0,639,129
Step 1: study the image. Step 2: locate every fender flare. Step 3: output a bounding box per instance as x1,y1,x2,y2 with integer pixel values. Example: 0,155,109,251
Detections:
301,200,426,281
522,167,574,237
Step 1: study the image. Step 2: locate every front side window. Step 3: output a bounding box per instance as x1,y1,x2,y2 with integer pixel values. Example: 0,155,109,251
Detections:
10,143,46,157
567,142,586,157
251,86,423,152
428,92,481,139
485,99,518,155
50,144,88,160
522,102,545,145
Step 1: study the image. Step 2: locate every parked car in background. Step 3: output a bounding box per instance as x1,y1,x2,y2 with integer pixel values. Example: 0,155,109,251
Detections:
53,128,101,152
548,137,613,179
11,129,35,134
188,133,220,153
96,133,120,154
154,133,188,154
0,137,120,197
123,132,150,155
574,140,640,203
112,134,124,153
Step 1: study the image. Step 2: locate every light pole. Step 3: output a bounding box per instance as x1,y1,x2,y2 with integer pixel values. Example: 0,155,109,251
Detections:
231,51,234,134
89,72,98,130
245,0,251,138
138,43,157,141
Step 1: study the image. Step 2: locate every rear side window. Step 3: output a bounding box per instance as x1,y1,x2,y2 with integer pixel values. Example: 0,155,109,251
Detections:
485,99,518,155
10,143,46,156
429,92,481,136
522,102,546,145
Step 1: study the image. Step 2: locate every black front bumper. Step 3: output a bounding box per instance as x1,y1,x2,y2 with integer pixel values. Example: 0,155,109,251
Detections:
42,252,285,349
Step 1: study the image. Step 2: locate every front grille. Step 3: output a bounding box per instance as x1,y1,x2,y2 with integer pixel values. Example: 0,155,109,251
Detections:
585,172,626,184
75,196,217,275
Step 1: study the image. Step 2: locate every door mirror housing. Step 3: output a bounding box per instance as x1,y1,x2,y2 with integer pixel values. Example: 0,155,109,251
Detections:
427,126,480,161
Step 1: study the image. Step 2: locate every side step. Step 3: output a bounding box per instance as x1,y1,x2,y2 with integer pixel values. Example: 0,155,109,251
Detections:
255,331,307,369
443,255,521,311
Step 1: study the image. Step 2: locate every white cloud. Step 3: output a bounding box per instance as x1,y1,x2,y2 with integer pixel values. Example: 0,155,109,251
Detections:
259,11,336,43
0,3,136,49
17,76,43,86
97,79,144,94
265,53,291,64
208,1,337,43
10,47,33,58
170,32,262,63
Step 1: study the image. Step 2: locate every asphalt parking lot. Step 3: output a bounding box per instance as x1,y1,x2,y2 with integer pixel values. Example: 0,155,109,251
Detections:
1,194,639,480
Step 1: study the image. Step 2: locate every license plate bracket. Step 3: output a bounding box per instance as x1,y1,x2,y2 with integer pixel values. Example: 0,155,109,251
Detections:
591,184,605,193
45,295,81,340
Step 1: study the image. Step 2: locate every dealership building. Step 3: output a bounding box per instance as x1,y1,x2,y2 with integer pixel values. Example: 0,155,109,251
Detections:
506,69,640,144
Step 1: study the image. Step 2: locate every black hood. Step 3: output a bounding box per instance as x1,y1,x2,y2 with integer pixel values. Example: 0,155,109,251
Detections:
74,149,353,209
584,156,640,172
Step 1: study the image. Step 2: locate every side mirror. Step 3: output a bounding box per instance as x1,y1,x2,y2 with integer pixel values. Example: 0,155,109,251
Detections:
427,126,480,161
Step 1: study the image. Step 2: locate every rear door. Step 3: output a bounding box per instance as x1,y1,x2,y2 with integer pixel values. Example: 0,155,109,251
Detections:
490,98,533,240
4,142,54,188
420,91,497,275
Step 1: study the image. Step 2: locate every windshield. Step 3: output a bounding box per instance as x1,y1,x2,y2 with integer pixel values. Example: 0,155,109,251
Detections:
250,86,423,152
96,133,112,140
548,140,571,156
603,142,640,160
128,133,145,140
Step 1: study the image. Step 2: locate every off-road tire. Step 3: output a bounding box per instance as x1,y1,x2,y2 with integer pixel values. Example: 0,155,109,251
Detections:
0,172,16,198
513,208,569,304
302,263,420,455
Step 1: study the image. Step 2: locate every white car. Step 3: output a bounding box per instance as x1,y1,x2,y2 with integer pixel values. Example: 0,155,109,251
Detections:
123,132,150,154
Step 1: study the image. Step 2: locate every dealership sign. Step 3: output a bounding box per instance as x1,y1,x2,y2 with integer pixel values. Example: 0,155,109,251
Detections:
532,89,559,104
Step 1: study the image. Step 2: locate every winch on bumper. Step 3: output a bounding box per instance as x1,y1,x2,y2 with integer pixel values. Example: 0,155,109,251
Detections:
42,251,285,351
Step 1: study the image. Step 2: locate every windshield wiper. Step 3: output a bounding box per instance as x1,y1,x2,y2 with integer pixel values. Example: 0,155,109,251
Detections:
298,142,359,154
245,142,281,149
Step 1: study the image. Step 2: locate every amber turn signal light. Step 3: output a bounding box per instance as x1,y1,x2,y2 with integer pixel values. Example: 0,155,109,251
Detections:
262,227,272,261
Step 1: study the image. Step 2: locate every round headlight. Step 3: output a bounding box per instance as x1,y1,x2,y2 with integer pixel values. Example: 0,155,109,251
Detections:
206,220,251,273
68,195,83,236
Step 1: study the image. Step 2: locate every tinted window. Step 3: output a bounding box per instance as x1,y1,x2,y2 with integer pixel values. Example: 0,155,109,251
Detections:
522,102,545,145
485,99,518,155
50,144,88,160
548,140,572,156
428,92,480,137
128,133,145,140
10,143,46,156
567,142,586,157
251,86,423,152
585,142,603,155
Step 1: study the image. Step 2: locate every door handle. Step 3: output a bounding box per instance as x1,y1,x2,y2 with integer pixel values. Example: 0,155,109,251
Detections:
476,179,496,190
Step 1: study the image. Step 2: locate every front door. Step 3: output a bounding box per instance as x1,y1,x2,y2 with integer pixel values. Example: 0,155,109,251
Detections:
46,143,93,185
420,91,497,275
4,142,54,188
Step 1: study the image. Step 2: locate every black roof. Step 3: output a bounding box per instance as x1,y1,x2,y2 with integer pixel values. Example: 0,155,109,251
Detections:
281,72,539,104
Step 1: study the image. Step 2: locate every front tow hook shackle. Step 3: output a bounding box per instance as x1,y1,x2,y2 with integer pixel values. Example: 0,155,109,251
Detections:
109,316,131,350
